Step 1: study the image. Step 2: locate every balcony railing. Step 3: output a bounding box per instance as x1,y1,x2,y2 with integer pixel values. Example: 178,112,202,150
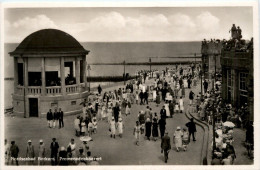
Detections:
15,84,87,96
46,86,62,95
66,84,78,94
28,86,42,95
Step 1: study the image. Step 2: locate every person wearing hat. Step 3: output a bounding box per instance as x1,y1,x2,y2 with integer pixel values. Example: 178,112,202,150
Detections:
117,117,124,138
133,121,141,146
161,131,171,163
182,128,189,151
77,147,87,165
110,117,116,138
26,140,35,165
186,118,197,142
46,109,53,128
50,138,59,165
38,139,45,165
145,118,152,141
81,139,90,155
68,138,77,158
152,118,159,141
59,146,68,165
174,126,184,152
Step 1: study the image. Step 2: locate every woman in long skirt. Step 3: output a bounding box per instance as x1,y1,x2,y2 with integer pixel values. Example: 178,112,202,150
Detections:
164,101,170,118
101,104,106,121
174,103,179,113
179,97,184,113
133,121,141,146
156,92,161,107
174,126,183,152
182,128,189,151
125,103,131,116
181,85,185,98
117,118,124,137
145,118,152,140
110,117,116,138
107,106,113,123
152,89,157,102
152,118,159,141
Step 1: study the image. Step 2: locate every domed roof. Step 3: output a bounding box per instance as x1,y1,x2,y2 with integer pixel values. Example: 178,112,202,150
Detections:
9,29,89,56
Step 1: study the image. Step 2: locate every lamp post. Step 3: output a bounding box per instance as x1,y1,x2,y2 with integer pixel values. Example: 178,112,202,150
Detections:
87,64,91,91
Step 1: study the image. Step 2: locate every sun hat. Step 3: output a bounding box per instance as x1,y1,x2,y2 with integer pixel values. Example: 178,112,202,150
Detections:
39,139,43,143
177,126,181,130
28,140,32,143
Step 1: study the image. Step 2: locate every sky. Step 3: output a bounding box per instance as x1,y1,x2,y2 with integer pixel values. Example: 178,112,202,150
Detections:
4,7,253,42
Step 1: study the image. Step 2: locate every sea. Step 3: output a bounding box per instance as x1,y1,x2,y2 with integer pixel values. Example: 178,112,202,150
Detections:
4,42,201,108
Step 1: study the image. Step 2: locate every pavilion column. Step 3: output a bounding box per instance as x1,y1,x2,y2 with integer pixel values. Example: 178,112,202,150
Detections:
75,57,80,92
23,57,29,117
13,57,18,93
82,55,87,91
41,58,46,95
60,57,66,95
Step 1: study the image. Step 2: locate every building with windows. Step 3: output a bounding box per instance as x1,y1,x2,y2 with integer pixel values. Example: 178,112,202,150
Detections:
9,29,90,117
201,39,222,79
221,38,253,120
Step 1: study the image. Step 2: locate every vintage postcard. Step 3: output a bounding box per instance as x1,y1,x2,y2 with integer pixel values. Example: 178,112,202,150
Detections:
0,1,259,170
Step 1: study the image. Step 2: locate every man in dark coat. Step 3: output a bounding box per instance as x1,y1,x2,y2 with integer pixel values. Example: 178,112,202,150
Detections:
189,91,195,105
186,118,197,141
97,85,102,95
10,141,19,165
158,117,166,138
145,118,152,140
169,100,174,118
143,90,149,105
139,90,144,105
50,138,59,165
188,78,192,89
161,131,171,163
203,80,208,94
58,108,64,128
160,106,167,120
113,104,120,122
47,109,53,128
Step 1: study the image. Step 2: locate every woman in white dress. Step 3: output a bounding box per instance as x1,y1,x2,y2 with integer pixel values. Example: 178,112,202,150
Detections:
107,106,113,123
179,96,184,113
117,118,124,137
101,104,107,121
174,103,179,113
164,101,170,117
110,117,116,138
68,139,77,157
174,126,183,152
183,78,188,88
152,89,157,102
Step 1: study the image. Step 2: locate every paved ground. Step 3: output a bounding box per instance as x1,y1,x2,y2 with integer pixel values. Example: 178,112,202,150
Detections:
4,78,207,165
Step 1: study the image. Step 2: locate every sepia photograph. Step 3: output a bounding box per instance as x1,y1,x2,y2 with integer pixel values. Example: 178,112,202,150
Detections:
1,1,259,169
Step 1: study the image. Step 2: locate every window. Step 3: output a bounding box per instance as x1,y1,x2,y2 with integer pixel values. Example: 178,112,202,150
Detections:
18,63,24,86
239,72,248,96
227,69,232,103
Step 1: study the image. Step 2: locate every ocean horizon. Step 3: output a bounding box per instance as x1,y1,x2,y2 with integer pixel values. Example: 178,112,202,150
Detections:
4,41,201,108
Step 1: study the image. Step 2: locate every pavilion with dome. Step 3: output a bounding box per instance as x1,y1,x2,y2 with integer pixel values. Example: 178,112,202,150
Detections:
9,29,90,117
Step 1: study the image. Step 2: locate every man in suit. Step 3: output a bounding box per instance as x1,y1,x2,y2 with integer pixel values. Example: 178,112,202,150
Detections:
161,131,171,163
160,106,167,120
186,118,197,141
58,108,64,128
158,116,166,138
46,109,53,128
50,138,59,165
53,109,59,128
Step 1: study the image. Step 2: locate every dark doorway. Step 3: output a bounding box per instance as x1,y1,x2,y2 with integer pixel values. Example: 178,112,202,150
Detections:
18,63,24,86
29,98,38,117
80,60,83,83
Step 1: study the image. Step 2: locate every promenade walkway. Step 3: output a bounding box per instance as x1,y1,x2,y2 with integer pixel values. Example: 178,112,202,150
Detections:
4,77,207,165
